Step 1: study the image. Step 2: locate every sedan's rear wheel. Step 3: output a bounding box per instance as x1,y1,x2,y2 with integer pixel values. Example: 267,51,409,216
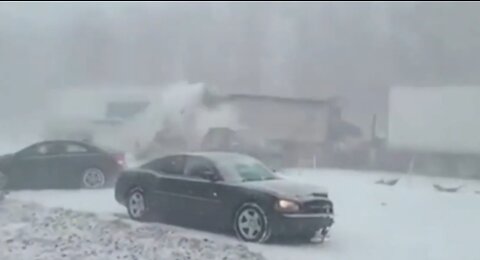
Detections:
81,168,106,189
127,188,151,221
234,203,271,243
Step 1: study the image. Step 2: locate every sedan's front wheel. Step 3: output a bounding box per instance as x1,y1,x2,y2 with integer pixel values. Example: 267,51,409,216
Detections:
234,202,272,243
127,188,151,221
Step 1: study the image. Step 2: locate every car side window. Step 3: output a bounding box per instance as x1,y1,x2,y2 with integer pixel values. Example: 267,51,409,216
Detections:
65,143,89,153
19,143,54,157
48,143,67,154
184,156,218,180
143,156,186,175
36,144,50,155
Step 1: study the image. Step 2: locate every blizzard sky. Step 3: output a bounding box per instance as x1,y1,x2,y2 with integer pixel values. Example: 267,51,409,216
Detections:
0,2,479,134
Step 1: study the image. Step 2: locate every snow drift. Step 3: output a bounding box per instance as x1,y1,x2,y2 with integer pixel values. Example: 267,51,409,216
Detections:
0,199,265,260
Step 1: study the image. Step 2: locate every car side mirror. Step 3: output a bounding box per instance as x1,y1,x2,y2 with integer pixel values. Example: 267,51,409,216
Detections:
199,169,219,182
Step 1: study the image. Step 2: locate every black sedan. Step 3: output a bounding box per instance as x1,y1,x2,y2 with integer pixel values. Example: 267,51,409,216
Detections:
0,140,126,190
114,152,334,243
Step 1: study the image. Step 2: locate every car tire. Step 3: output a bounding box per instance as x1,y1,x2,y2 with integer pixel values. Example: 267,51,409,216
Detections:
81,168,106,189
233,202,272,243
126,188,152,222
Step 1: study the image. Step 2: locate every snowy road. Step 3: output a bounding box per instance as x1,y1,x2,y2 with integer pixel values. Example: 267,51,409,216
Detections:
8,169,480,260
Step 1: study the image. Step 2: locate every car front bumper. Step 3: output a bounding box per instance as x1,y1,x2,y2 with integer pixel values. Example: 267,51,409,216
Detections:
270,213,334,237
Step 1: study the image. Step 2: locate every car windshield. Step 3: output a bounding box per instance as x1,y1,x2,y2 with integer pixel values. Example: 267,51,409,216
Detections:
216,155,278,182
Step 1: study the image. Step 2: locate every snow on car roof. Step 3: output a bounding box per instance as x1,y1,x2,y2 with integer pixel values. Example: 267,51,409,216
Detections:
169,151,253,162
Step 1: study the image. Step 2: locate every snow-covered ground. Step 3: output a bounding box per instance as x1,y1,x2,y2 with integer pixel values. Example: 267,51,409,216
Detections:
0,200,264,260
5,168,480,260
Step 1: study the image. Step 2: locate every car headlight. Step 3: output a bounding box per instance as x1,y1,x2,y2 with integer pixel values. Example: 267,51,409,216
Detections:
275,199,300,213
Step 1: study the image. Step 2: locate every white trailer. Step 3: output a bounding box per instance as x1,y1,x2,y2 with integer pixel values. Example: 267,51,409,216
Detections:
388,86,480,178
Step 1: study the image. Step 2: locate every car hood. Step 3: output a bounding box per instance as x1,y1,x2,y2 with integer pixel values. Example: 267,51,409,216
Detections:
237,178,328,201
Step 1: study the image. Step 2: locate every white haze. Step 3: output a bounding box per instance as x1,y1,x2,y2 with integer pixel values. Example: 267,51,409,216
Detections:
37,82,241,153
0,81,241,155
113,82,243,152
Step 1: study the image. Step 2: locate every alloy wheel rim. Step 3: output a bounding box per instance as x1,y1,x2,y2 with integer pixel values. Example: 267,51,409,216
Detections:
82,168,105,188
128,191,146,219
238,208,263,240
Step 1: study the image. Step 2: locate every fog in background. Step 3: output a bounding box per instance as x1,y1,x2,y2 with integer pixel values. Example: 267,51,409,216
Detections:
1,2,480,138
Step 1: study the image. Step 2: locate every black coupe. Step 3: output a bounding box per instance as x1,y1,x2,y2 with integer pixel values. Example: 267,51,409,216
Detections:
0,140,125,190
114,152,334,243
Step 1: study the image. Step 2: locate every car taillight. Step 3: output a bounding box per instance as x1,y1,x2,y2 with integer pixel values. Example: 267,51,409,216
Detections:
114,153,126,168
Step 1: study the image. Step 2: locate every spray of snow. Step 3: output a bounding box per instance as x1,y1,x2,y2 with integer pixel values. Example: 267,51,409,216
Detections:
89,81,242,152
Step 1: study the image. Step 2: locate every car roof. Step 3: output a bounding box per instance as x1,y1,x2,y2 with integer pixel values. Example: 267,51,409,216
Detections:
35,139,90,146
26,140,101,152
166,151,253,162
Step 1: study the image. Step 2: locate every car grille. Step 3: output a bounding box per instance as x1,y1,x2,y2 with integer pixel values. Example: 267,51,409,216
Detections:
302,200,334,214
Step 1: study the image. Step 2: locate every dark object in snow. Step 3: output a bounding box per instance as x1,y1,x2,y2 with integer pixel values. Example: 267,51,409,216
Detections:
433,184,463,193
0,140,126,190
475,191,480,195
375,178,399,186
115,152,334,244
